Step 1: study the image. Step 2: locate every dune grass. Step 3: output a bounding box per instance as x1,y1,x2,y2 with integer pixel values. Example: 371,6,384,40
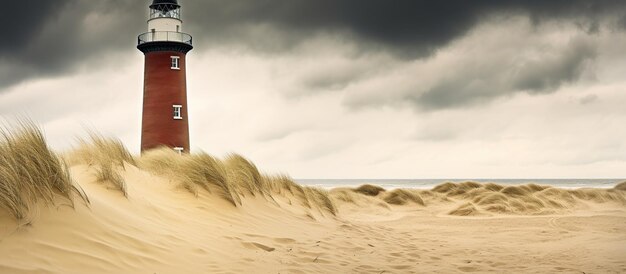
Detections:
68,132,136,167
0,121,89,220
382,189,425,206
265,174,312,207
353,184,386,196
224,154,268,198
434,182,626,216
304,187,337,215
139,148,240,206
66,133,134,197
6,121,623,220
94,162,127,197
448,202,482,216
138,148,338,215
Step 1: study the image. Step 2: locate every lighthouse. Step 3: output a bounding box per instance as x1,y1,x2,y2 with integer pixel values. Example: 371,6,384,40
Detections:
137,0,192,153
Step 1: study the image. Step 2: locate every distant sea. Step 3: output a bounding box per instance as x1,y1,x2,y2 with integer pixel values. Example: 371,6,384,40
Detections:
295,179,625,190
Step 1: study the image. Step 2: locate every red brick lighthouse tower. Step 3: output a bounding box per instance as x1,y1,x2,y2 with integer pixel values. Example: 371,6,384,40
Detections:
137,0,192,153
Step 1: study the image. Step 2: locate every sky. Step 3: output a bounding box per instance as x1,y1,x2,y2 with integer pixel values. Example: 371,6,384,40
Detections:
1,0,626,179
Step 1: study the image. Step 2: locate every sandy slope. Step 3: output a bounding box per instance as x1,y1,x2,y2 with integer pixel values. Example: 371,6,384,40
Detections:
0,165,625,273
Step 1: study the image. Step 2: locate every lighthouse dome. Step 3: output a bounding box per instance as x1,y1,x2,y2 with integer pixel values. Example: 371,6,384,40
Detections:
150,0,180,10
152,0,178,5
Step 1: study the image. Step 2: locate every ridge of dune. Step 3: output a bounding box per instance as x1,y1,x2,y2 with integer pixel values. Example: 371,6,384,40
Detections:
1,163,625,273
1,125,625,273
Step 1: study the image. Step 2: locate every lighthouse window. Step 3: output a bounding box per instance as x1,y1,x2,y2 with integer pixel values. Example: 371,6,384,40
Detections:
173,105,183,120
171,56,180,70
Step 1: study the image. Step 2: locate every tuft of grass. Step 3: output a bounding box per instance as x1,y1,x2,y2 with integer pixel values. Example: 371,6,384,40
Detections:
615,181,626,191
140,148,241,206
382,189,425,206
135,147,179,173
483,183,504,192
459,181,482,189
265,174,298,195
0,121,89,220
94,161,127,197
500,186,529,196
472,192,509,206
224,154,268,198
303,187,337,216
67,132,136,167
139,149,338,215
183,152,240,206
332,190,356,203
265,174,311,207
432,182,457,193
66,132,134,197
353,184,386,196
448,202,482,216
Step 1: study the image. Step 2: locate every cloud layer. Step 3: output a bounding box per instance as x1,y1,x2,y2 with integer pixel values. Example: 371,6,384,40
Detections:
2,0,624,90
1,0,626,178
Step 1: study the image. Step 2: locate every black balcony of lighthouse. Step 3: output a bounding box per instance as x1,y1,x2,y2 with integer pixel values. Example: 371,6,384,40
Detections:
138,0,192,53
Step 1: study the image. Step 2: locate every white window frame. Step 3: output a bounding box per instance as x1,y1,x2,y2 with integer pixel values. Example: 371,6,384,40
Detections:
170,56,180,70
173,104,183,120
173,147,184,154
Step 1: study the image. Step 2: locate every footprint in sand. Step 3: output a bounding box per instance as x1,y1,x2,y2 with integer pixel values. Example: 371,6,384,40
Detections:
407,252,421,258
273,237,296,244
390,265,412,270
458,266,479,272
241,241,275,252
223,236,242,241
490,262,506,267
193,248,207,254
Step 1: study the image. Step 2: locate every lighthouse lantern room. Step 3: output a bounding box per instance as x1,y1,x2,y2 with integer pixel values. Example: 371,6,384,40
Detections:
137,0,192,154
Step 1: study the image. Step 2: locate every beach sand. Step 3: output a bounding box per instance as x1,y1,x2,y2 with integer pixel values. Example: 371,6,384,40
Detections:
0,162,625,273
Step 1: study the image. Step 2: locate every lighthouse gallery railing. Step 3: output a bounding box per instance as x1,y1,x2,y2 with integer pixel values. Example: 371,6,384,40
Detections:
138,31,192,46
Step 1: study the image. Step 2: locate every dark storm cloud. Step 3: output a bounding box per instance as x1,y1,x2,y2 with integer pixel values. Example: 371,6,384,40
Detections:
0,0,623,94
0,0,144,89
413,39,596,110
513,41,596,93
0,0,67,53
184,0,624,56
180,0,621,111
339,32,600,112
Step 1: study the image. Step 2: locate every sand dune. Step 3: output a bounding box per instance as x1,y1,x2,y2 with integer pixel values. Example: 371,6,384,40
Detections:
1,124,626,273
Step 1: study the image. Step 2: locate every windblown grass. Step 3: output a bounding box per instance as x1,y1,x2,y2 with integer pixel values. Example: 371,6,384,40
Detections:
265,174,311,208
68,132,136,167
353,184,386,196
333,181,626,216
435,182,626,216
224,154,269,198
94,162,127,197
382,189,425,206
303,187,337,215
66,133,134,197
329,188,391,210
448,202,482,216
138,148,338,215
139,148,240,206
0,121,89,220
